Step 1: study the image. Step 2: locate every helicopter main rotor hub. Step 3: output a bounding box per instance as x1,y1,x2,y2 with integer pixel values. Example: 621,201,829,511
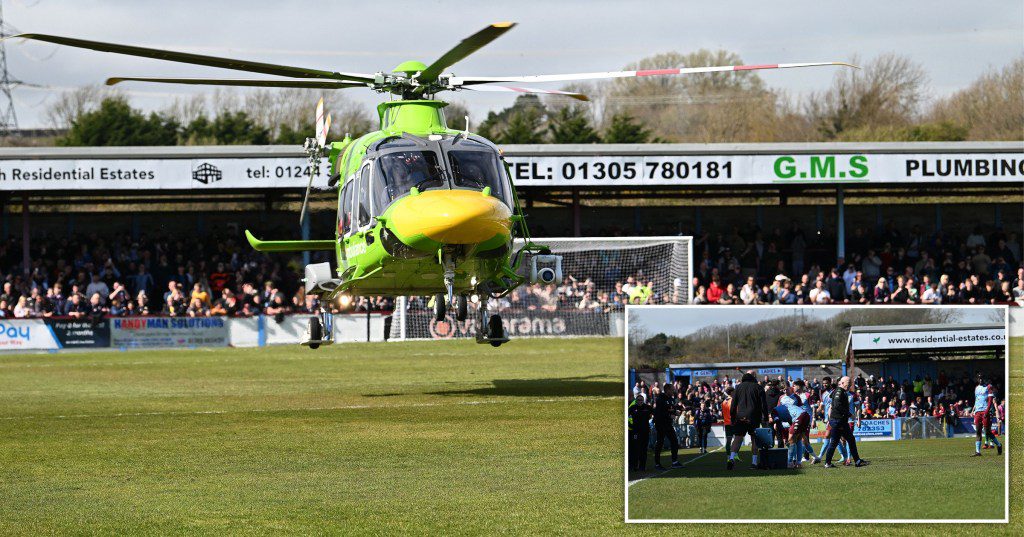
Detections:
369,71,458,98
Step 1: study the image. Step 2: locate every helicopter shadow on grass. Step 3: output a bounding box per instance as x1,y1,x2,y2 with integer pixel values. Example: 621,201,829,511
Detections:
426,374,620,398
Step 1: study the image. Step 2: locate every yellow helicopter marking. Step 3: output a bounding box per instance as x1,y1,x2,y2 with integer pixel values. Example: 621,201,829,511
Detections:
390,189,512,244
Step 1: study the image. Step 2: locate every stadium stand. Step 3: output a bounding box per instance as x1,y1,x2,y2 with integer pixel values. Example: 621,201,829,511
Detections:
0,215,1021,321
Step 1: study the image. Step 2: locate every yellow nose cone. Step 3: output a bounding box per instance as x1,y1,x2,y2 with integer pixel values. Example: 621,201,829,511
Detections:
390,189,512,244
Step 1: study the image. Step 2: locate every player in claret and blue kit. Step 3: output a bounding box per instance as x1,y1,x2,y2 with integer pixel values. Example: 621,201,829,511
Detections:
971,377,1003,457
793,379,815,463
778,389,810,468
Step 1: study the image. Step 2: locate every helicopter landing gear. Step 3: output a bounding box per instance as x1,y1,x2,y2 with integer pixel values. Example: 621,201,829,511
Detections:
301,306,334,349
433,293,447,321
474,301,508,347
455,294,468,321
441,253,456,309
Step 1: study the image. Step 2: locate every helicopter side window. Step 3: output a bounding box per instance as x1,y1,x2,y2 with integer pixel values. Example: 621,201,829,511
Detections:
447,149,508,205
356,164,372,228
339,179,354,235
376,150,446,203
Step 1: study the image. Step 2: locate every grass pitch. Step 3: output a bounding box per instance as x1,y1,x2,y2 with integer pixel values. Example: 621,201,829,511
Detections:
0,337,1020,534
628,437,1004,521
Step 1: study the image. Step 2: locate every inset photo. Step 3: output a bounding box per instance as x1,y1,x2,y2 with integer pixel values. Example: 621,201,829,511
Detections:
625,305,1008,523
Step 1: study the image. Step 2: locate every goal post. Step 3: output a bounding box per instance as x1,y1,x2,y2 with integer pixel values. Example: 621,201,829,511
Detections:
389,236,692,341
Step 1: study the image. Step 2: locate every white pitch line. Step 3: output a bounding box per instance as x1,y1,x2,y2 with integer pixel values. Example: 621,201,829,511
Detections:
627,447,724,488
0,395,619,422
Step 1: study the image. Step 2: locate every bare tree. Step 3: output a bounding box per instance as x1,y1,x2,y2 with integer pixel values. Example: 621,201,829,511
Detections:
163,94,207,125
209,88,242,114
805,53,928,140
442,100,470,130
599,49,783,142
628,319,651,366
239,88,372,139
928,57,1024,140
328,94,374,138
983,308,1008,324
43,85,122,129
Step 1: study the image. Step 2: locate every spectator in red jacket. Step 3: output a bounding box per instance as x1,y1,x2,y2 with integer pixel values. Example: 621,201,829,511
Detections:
706,275,724,303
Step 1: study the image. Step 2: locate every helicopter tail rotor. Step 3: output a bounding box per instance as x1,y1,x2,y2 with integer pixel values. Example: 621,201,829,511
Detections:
299,98,330,228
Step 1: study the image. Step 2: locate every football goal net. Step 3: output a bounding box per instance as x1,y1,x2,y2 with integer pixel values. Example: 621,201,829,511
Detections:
388,236,692,341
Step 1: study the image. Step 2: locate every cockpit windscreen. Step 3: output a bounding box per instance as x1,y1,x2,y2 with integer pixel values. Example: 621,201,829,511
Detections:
447,149,508,205
376,150,445,202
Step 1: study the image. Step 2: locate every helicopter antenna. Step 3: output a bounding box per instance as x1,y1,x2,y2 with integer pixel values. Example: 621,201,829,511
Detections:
464,115,470,135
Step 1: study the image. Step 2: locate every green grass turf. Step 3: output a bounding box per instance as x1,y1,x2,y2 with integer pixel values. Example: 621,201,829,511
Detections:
0,336,1019,534
628,437,1004,520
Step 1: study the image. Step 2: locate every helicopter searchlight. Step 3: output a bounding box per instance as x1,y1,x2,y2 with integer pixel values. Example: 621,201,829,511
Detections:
531,254,563,285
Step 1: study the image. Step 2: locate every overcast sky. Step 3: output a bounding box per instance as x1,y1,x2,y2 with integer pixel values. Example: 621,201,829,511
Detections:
629,306,1004,339
2,0,1022,128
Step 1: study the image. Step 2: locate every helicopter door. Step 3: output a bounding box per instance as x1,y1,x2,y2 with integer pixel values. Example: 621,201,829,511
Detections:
339,179,354,236
355,162,374,231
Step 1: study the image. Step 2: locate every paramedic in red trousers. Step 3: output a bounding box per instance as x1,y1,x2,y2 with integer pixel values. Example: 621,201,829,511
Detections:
727,370,769,470
823,376,871,468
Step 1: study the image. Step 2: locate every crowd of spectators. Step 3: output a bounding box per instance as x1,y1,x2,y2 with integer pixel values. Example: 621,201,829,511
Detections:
630,369,1006,448
483,275,678,314
0,231,399,320
1,217,1021,320
689,222,1024,306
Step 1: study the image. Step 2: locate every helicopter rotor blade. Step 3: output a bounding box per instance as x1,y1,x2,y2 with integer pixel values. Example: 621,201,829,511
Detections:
452,61,858,86
4,33,375,82
314,98,325,145
318,113,332,149
462,84,589,102
106,77,366,88
418,22,516,82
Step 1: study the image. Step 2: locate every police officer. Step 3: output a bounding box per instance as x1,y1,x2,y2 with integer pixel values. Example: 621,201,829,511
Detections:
653,384,683,470
629,393,653,471
823,376,870,468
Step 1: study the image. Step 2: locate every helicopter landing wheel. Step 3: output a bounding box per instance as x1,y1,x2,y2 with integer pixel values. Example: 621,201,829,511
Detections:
456,294,468,321
307,316,322,350
487,314,506,347
434,293,447,321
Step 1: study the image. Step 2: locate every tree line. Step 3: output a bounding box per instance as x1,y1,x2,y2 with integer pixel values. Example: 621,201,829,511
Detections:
481,51,1021,144
40,50,1023,146
44,87,374,146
